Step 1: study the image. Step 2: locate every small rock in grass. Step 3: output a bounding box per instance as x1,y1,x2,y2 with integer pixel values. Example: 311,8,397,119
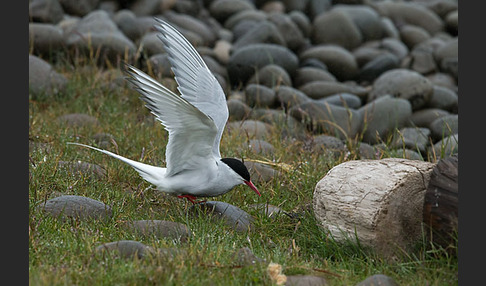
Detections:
359,96,412,145
227,99,252,121
57,113,100,128
226,120,273,139
285,275,328,286
29,54,68,97
39,195,112,221
305,135,347,157
248,203,285,218
231,247,265,266
245,84,276,108
246,139,275,156
356,274,399,286
58,161,106,179
91,133,116,149
189,201,254,233
408,108,451,128
391,149,424,161
429,134,458,159
429,115,458,141
123,220,191,242
95,240,153,259
391,127,431,154
244,161,279,183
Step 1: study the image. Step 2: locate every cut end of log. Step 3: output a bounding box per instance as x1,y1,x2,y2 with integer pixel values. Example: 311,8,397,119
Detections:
313,158,436,259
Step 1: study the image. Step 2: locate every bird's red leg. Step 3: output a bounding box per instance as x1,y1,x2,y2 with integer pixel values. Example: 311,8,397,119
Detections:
177,195,205,204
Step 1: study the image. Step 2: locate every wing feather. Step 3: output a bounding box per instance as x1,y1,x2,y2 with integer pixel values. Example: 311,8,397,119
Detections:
124,64,218,176
154,18,229,158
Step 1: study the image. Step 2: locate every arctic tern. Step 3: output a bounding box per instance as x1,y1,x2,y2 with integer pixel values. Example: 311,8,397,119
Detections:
69,18,260,204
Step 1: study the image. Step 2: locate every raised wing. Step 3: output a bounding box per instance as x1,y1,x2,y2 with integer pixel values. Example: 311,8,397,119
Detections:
124,64,218,177
154,18,229,158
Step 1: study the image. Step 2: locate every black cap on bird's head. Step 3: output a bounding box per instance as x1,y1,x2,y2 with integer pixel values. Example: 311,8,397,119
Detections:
221,158,260,196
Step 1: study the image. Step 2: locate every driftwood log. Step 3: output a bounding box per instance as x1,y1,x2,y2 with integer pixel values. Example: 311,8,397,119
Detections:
313,158,435,258
422,155,458,252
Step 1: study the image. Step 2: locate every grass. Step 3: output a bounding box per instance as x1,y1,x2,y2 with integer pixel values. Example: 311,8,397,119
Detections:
29,61,458,285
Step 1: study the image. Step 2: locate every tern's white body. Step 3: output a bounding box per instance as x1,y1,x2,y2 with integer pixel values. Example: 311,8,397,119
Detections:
69,19,260,202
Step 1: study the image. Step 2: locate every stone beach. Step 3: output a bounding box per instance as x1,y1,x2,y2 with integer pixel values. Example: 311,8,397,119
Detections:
29,0,458,284
29,0,458,161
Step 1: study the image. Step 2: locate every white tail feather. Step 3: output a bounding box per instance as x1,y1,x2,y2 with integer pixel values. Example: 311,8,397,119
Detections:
67,142,166,184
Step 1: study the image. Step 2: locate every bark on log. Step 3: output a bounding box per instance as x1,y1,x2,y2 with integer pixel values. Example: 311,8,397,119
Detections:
423,155,458,251
313,158,435,258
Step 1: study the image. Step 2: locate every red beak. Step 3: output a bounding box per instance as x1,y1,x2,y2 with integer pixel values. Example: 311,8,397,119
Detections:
244,180,261,196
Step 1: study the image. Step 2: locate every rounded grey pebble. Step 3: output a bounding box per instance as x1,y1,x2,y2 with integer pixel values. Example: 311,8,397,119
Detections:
430,134,458,158
317,93,362,109
267,13,306,52
399,24,431,49
113,9,143,41
29,54,68,97
209,0,255,23
312,10,362,50
356,274,399,286
248,64,292,88
29,0,65,24
294,67,337,88
245,84,276,108
95,240,153,259
140,32,166,56
300,45,359,81
359,96,412,144
189,201,254,233
64,10,136,63
29,23,64,56
246,139,275,156
227,99,252,121
248,203,285,218
299,81,367,100
232,20,286,51
373,2,444,35
359,53,400,83
290,101,363,140
226,120,272,139
91,133,116,149
274,85,311,110
231,247,265,266
426,86,458,112
39,195,112,221
227,43,299,86
391,127,431,154
285,275,328,286
408,108,451,128
368,69,433,110
393,149,424,161
429,114,458,141
306,134,347,157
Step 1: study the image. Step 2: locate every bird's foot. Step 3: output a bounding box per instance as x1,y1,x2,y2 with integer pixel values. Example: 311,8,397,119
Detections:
177,195,206,204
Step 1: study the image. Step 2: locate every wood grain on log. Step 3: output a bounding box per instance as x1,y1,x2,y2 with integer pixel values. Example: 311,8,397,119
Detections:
423,155,458,251
313,158,435,259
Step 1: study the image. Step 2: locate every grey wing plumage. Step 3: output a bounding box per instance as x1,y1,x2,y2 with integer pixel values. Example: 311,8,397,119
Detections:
124,64,218,177
154,18,229,158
